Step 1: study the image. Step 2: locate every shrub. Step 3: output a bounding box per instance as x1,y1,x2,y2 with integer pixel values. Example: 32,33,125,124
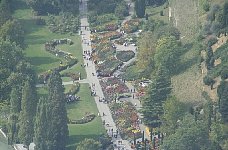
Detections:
69,113,96,124
221,68,228,80
116,51,135,62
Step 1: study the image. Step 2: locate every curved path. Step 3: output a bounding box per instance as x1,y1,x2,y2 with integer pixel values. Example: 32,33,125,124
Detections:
79,0,133,149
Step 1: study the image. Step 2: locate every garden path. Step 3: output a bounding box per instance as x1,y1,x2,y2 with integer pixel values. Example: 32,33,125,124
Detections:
79,0,133,149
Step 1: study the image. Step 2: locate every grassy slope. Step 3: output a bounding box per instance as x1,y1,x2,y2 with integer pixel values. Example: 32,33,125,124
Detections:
167,0,205,104
37,84,105,150
13,2,86,79
0,134,14,150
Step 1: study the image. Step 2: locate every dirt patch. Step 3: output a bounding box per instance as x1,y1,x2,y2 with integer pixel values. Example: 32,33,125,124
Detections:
211,34,228,52
214,58,222,66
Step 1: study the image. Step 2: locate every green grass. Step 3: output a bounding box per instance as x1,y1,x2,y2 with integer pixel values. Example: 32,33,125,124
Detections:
66,83,105,150
146,3,169,24
13,5,86,79
37,84,105,150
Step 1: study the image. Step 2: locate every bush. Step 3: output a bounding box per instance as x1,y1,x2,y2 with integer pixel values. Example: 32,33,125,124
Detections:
203,75,215,86
69,113,96,124
221,68,228,80
116,51,135,62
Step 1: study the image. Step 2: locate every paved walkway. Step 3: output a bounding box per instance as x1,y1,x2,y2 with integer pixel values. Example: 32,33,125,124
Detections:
79,0,133,149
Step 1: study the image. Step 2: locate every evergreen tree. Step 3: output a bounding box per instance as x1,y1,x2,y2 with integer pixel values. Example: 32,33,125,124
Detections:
18,80,37,148
46,70,69,150
141,66,171,128
0,0,11,26
8,86,22,144
135,0,145,18
34,97,48,150
218,80,228,122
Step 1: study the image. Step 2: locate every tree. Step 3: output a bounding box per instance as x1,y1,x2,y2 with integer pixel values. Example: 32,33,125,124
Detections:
141,65,171,128
46,70,69,150
161,97,186,135
76,138,102,150
0,19,25,48
0,0,11,26
135,0,145,18
154,36,181,73
115,1,129,19
34,97,48,150
18,80,37,148
218,80,228,122
161,114,211,150
136,32,156,72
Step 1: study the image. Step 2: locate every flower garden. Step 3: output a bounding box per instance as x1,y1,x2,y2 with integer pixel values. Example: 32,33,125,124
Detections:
38,38,79,83
109,102,141,140
100,77,129,102
121,19,141,33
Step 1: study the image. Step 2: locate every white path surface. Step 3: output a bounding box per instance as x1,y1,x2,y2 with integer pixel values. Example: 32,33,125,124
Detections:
79,0,133,149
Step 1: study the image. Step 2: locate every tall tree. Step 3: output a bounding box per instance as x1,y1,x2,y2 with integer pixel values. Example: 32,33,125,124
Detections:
0,0,11,26
218,80,228,123
161,114,211,150
0,19,25,48
161,97,186,135
137,32,156,73
46,70,69,150
18,80,37,148
135,0,145,18
154,36,181,73
34,97,48,150
141,65,171,128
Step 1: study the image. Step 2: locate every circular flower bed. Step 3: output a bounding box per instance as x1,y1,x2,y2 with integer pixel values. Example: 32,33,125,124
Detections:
116,51,135,62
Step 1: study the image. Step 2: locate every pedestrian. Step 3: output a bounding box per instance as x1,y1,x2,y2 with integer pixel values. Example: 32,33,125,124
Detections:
103,112,105,116
130,89,132,93
133,94,135,99
87,63,88,67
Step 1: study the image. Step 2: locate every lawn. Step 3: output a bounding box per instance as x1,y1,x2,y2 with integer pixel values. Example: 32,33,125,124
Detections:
66,83,105,150
37,83,106,150
13,1,86,79
0,134,14,150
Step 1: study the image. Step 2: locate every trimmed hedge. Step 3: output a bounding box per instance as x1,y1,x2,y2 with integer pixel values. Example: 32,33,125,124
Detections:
116,51,135,62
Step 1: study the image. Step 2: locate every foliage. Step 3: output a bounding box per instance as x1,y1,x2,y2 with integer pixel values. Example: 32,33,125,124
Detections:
88,0,122,15
161,97,186,135
34,97,48,150
135,0,145,18
154,36,181,73
115,1,129,19
26,0,79,15
0,0,11,26
145,0,167,6
0,19,25,48
116,50,135,62
218,80,228,123
141,66,171,128
47,13,80,34
69,113,96,124
76,138,102,150
121,19,141,33
136,32,156,72
18,80,37,147
46,71,69,150
161,114,211,150
65,82,80,95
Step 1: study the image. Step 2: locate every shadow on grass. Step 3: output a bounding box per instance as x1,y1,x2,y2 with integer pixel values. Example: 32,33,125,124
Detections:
26,34,47,45
20,19,45,35
171,43,198,75
66,134,102,150
11,0,29,11
29,56,59,66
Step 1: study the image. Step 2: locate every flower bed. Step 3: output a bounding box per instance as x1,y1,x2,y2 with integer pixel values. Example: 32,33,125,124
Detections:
100,31,122,40
96,58,123,77
91,21,118,32
121,19,141,33
38,39,78,83
99,77,129,101
69,113,96,124
116,51,135,62
109,102,141,140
